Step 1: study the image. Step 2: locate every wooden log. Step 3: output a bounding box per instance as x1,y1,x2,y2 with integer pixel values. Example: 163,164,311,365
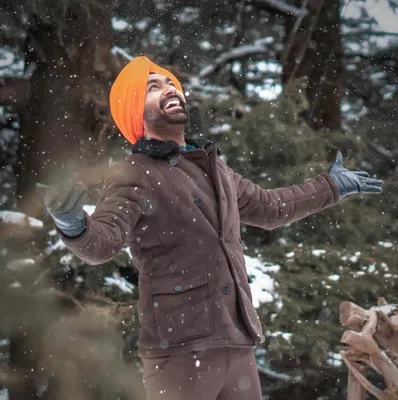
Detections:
340,301,398,400
346,362,366,400
340,301,369,331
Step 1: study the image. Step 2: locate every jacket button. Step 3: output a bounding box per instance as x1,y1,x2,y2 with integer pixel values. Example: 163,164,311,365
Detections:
222,285,230,294
194,198,203,207
169,157,178,166
174,284,183,292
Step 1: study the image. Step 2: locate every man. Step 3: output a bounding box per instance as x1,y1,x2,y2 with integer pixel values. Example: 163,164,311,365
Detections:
36,56,383,400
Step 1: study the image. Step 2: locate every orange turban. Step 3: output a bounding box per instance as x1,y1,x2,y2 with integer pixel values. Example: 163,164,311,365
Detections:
109,56,183,144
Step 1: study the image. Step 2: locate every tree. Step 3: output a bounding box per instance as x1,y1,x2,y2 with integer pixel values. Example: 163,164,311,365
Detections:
1,0,397,398
281,0,343,131
0,0,124,218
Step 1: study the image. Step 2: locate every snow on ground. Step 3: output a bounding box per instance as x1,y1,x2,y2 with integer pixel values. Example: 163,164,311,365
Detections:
0,210,43,228
83,204,96,215
60,253,74,266
244,255,279,308
45,237,66,254
123,246,133,260
0,204,96,232
105,272,135,294
6,258,35,272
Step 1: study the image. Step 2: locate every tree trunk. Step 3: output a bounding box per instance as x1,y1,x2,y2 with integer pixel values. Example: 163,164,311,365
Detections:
282,0,343,131
7,0,121,218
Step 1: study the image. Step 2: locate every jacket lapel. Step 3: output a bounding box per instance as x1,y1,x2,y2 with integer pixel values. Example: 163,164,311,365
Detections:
131,136,225,235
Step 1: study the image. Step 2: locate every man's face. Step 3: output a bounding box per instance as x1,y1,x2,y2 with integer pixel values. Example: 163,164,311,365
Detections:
143,73,189,127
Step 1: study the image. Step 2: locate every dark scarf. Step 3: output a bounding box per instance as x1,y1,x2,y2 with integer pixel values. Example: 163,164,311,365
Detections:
131,137,222,159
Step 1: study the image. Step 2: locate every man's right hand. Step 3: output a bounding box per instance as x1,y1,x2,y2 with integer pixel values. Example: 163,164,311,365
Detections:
36,181,87,217
36,181,88,237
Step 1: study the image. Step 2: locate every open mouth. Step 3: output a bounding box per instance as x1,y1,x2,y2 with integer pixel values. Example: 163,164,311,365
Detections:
162,97,184,113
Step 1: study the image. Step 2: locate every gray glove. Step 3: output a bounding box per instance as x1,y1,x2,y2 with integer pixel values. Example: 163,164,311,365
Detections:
328,151,383,199
36,180,87,237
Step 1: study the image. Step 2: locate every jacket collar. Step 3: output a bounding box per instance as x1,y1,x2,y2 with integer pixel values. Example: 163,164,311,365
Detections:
131,137,221,159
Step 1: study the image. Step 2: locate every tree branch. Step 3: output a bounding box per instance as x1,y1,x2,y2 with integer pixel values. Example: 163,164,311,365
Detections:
344,30,398,37
342,17,376,27
279,0,310,71
257,365,301,382
249,0,309,18
0,77,32,108
198,43,270,79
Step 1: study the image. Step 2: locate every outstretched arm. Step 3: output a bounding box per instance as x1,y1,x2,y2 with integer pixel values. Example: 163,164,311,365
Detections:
229,168,339,230
228,152,383,230
37,160,149,265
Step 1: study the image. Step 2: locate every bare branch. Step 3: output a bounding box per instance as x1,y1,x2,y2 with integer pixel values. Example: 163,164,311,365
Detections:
282,0,325,90
368,142,397,167
198,43,270,79
249,0,309,18
279,0,310,70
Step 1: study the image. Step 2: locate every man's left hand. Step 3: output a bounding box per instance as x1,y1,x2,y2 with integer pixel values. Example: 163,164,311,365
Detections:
328,151,384,199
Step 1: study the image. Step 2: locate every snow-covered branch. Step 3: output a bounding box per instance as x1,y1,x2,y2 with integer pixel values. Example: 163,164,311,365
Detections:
198,43,270,79
344,30,398,37
111,46,133,62
257,366,301,382
249,0,309,18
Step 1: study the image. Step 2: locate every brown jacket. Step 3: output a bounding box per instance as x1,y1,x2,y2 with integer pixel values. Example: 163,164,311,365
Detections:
57,138,339,358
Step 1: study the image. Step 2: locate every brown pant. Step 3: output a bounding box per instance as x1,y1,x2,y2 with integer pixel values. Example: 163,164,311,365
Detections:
142,347,262,400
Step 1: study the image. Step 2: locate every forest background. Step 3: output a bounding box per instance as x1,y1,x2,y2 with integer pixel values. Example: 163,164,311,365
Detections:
0,0,397,398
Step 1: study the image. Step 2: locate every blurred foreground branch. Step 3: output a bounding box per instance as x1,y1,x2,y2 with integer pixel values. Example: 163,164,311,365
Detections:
0,214,144,400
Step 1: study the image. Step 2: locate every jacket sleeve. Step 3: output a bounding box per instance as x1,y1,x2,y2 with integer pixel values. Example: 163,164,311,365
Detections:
56,160,149,265
228,167,339,230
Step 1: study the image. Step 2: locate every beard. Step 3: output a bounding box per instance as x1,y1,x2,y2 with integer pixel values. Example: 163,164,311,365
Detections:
144,104,190,127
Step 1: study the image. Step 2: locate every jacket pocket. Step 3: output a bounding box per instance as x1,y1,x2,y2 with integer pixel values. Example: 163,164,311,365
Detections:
151,273,214,344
